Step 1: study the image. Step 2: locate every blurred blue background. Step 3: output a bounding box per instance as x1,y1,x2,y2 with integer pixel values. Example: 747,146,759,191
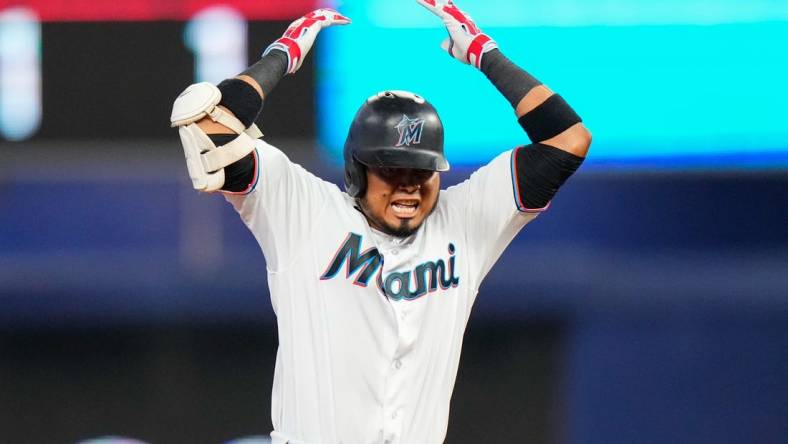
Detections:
0,1,787,443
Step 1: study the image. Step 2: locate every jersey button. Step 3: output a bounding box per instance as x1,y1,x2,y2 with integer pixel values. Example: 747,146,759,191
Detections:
394,359,402,369
392,410,399,419
391,249,399,255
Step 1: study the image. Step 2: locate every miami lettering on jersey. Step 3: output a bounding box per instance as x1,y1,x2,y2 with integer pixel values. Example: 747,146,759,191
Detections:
320,232,460,301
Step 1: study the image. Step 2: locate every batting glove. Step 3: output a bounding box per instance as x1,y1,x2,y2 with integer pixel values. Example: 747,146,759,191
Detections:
263,8,351,74
416,0,498,69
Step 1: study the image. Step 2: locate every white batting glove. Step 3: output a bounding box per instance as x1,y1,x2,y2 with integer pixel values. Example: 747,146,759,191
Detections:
263,8,351,74
416,0,498,69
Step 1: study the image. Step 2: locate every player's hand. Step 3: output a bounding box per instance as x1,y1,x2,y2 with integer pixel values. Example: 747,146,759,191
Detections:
416,0,497,69
264,8,351,74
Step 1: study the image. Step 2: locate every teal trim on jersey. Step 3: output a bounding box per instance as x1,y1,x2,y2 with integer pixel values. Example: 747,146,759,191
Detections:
509,147,551,213
243,147,262,195
219,147,261,196
510,148,526,212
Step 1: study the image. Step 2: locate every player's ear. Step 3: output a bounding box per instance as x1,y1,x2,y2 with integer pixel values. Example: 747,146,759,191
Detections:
344,158,368,198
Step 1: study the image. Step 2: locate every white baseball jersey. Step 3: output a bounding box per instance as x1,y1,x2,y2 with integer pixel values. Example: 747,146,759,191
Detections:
225,139,541,444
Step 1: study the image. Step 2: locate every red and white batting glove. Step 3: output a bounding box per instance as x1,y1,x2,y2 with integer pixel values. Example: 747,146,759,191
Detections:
416,0,498,69
263,8,351,74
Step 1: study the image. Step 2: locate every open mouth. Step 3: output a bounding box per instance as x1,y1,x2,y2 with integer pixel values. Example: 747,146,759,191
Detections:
391,199,420,218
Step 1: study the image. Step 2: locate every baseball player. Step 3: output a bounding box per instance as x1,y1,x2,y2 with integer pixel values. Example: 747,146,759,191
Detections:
170,1,591,443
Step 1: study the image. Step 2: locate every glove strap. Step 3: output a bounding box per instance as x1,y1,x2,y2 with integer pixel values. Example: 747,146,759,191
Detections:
264,37,302,74
467,34,497,69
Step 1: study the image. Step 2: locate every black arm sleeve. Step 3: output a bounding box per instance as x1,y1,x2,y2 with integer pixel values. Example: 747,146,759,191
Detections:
480,49,583,144
209,51,288,193
513,143,584,210
216,79,263,128
215,50,289,128
518,94,582,143
241,49,288,97
480,49,542,108
481,52,587,209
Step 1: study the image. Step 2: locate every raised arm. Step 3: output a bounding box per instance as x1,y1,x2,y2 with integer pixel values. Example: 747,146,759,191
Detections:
417,0,591,211
170,9,350,194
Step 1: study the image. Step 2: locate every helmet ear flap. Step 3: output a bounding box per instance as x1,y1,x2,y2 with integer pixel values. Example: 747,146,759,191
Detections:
344,157,367,198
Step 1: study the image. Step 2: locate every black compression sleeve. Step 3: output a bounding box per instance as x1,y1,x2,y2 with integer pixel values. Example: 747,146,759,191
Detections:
480,49,542,108
241,50,288,97
217,79,262,128
214,51,288,129
209,134,256,193
518,94,582,142
513,143,584,210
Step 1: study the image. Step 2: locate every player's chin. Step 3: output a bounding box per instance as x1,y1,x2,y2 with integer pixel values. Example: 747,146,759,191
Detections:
382,220,423,238
382,212,426,237
378,197,437,237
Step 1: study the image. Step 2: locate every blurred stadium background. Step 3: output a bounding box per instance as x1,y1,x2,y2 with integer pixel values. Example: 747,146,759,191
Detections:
1,0,787,443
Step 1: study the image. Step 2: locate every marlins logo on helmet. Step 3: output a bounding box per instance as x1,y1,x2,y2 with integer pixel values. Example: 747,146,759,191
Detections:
395,115,426,147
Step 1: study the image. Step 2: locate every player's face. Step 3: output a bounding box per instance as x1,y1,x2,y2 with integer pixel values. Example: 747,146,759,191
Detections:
359,166,440,238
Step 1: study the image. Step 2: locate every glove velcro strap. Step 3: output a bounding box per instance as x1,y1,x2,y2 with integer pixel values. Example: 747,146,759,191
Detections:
201,132,257,173
264,38,301,74
467,34,497,68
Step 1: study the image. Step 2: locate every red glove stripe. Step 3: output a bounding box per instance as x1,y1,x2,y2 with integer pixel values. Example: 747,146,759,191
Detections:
306,9,336,19
442,5,480,34
466,34,491,67
285,17,321,39
276,37,302,71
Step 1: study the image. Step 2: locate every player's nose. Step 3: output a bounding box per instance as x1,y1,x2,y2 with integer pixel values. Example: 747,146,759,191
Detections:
397,183,421,193
395,170,423,191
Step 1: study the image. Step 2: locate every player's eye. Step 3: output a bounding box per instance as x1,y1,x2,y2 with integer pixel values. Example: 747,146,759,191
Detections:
376,167,398,179
372,167,432,185
412,169,433,182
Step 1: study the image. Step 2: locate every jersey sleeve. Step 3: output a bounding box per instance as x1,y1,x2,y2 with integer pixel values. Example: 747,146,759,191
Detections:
443,149,542,287
223,139,338,272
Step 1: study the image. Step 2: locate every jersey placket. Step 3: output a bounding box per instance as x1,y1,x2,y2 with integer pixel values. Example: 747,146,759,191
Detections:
387,299,423,443
372,233,415,444
382,305,416,443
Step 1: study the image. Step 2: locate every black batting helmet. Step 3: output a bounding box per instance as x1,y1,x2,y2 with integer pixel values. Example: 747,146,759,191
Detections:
343,90,450,197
